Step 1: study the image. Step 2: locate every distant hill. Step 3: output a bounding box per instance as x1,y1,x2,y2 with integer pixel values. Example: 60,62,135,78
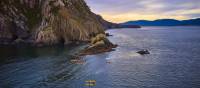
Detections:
122,18,200,26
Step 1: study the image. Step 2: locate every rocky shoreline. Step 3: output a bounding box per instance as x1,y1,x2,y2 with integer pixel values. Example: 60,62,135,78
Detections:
0,33,117,59
68,33,117,59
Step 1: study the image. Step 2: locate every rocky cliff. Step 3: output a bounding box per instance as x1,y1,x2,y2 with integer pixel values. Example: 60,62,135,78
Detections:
95,14,120,29
0,0,105,45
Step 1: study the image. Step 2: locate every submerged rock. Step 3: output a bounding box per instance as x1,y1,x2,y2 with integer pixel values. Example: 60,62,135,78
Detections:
70,59,85,64
13,38,26,44
106,61,112,64
137,50,150,55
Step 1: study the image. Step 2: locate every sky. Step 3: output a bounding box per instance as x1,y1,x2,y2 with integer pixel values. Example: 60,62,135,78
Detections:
85,0,200,23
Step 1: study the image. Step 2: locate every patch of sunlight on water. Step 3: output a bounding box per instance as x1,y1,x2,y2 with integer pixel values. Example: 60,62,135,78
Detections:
106,51,141,60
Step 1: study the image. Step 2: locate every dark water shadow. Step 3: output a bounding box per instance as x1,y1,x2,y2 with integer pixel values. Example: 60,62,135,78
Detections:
0,44,85,65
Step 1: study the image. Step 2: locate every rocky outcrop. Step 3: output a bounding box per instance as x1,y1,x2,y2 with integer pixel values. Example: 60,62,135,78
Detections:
137,49,150,55
79,33,117,55
0,0,106,45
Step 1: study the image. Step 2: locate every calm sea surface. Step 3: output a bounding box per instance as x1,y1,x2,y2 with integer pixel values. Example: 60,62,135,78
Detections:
0,26,200,88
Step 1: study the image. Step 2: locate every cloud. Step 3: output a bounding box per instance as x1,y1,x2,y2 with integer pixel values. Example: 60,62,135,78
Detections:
85,0,200,23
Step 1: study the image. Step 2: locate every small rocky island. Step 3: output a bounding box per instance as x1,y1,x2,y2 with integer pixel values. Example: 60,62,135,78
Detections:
0,0,117,54
79,33,117,56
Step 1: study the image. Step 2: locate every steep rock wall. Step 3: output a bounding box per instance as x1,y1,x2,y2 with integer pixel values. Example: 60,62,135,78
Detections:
0,0,105,45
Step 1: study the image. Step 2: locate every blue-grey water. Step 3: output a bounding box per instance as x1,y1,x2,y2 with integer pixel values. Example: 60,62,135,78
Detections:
0,26,200,88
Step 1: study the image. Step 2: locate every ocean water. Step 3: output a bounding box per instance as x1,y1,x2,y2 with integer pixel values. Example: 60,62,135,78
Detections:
0,26,200,88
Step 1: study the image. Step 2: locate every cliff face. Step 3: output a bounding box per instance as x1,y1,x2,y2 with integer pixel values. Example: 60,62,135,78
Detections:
0,0,105,45
95,14,119,29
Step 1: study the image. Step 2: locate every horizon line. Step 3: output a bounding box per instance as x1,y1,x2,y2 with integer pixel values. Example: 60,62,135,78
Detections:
105,17,200,23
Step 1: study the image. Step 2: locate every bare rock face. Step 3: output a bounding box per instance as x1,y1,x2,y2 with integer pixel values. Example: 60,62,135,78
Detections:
36,26,59,45
79,33,118,56
0,0,105,45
